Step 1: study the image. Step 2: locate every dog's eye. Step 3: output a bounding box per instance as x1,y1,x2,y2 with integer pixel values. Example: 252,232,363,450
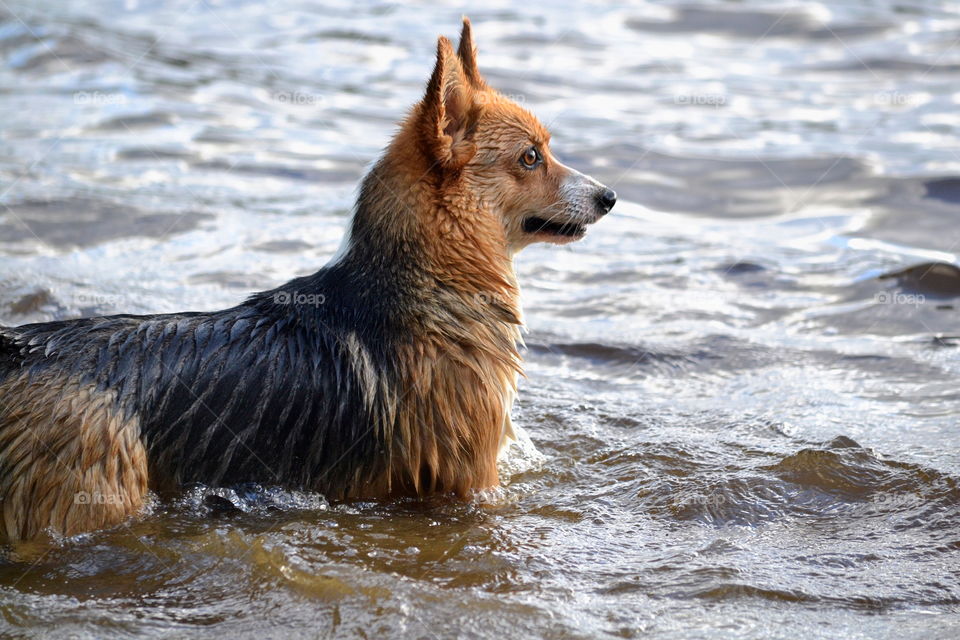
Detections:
520,146,541,169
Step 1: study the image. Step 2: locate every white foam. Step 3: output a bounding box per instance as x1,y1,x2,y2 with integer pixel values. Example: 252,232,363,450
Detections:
497,422,546,482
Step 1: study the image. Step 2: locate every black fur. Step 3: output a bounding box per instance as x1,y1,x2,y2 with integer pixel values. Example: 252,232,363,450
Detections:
0,165,445,499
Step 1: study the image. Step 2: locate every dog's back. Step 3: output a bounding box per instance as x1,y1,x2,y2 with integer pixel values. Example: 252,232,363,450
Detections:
0,269,394,540
0,250,517,541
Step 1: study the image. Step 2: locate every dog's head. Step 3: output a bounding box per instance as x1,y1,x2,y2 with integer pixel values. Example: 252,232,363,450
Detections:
410,18,615,253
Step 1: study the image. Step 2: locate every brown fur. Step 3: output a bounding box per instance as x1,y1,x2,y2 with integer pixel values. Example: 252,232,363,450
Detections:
361,21,531,496
0,374,148,541
384,319,521,496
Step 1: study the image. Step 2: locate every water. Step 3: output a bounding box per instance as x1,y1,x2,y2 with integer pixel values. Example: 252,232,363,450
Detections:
1,1,959,637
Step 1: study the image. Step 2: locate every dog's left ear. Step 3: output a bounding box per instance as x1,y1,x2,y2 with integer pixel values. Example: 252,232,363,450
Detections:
420,36,478,170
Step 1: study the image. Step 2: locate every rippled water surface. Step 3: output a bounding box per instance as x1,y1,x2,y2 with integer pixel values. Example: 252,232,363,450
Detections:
2,1,960,638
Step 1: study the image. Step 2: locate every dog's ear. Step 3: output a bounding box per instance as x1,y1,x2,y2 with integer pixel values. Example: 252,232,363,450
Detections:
457,17,486,89
420,36,477,170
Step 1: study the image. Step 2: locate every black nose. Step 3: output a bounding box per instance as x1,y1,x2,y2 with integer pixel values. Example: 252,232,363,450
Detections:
596,188,617,214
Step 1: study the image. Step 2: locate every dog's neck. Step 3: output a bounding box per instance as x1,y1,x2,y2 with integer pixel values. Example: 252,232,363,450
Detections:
335,155,522,326
310,155,524,496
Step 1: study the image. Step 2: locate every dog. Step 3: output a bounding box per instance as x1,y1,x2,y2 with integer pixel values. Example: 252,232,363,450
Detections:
0,18,615,542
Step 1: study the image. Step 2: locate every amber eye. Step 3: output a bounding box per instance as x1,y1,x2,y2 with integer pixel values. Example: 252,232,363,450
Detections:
520,146,541,169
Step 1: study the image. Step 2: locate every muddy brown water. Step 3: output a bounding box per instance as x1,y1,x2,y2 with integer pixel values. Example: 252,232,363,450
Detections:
1,1,960,638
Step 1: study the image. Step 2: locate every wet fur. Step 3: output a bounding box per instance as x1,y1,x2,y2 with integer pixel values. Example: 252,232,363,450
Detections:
0,173,521,540
0,18,611,541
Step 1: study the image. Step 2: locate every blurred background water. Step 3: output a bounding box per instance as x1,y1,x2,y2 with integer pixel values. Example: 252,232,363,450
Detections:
1,0,959,638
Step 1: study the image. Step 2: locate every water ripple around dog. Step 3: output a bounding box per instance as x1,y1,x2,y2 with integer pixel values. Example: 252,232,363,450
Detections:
2,0,960,638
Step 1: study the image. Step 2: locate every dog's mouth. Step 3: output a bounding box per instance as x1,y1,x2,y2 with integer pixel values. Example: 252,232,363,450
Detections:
522,216,587,239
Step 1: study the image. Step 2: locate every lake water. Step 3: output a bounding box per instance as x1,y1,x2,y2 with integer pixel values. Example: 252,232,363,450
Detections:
1,0,959,638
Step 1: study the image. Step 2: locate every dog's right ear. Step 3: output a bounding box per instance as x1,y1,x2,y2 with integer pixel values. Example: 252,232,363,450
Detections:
419,36,477,170
457,17,486,89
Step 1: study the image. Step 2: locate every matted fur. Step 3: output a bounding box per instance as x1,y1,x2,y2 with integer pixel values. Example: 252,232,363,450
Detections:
0,18,612,542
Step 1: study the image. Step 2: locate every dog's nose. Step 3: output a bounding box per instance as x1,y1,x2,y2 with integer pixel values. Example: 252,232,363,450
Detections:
596,188,617,214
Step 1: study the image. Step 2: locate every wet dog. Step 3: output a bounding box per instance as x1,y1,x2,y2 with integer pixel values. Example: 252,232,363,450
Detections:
0,18,615,541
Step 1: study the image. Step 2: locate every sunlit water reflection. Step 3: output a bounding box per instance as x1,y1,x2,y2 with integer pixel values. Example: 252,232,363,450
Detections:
1,1,959,638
